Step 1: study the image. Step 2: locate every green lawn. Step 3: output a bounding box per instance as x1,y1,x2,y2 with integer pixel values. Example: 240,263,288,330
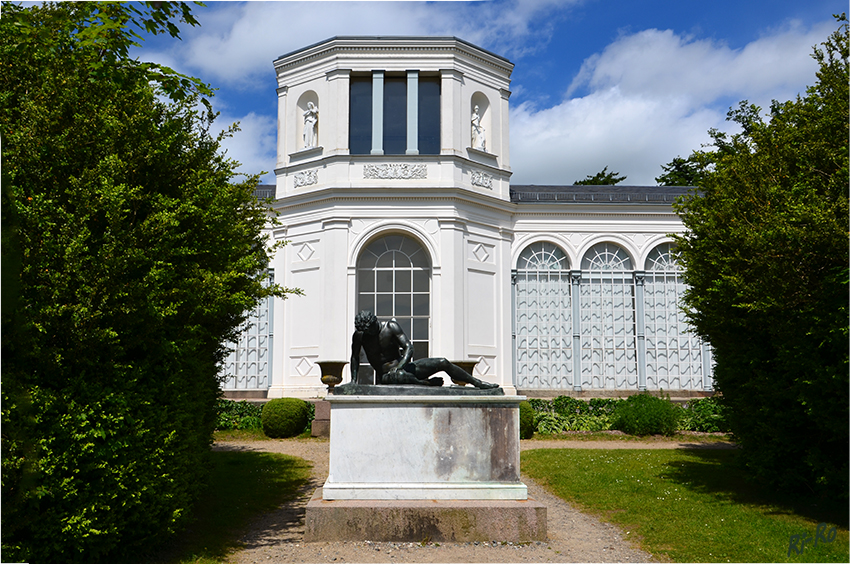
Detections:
522,448,849,562
145,448,312,564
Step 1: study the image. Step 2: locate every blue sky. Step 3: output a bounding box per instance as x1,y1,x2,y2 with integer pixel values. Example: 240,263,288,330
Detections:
132,0,845,185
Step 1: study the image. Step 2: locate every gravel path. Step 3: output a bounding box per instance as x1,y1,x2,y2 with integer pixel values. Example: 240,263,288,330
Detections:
217,436,734,563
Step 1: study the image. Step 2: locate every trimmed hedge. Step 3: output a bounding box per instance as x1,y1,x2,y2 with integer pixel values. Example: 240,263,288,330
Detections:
610,393,681,436
261,398,310,438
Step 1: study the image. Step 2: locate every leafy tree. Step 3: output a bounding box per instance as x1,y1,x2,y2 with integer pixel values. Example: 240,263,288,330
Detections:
655,155,705,186
573,165,627,185
1,2,296,562
673,15,849,499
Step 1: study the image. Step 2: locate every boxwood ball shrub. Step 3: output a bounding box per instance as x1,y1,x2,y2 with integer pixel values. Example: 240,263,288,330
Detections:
519,400,535,439
262,398,310,438
611,393,681,436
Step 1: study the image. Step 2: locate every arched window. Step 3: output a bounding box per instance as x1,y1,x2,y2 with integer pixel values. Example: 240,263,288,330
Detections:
643,243,705,389
580,242,637,389
514,242,572,389
357,234,431,362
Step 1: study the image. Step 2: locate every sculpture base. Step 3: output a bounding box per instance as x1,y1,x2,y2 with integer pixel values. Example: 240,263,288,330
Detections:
324,394,525,500
304,489,547,542
331,383,504,396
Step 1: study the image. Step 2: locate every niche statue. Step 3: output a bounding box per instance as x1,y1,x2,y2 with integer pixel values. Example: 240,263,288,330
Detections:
350,311,498,389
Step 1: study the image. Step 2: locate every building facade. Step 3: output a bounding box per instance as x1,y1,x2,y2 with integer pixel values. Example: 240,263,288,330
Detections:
220,36,713,398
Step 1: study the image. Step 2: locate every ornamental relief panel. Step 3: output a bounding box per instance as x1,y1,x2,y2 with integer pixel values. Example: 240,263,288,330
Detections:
294,169,318,187
470,170,493,189
363,164,427,179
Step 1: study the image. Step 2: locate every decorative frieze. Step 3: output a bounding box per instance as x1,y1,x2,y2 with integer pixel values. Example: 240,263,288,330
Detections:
363,163,427,179
471,170,493,189
294,169,318,187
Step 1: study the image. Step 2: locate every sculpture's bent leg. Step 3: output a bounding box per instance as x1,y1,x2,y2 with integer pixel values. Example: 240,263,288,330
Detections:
415,358,499,389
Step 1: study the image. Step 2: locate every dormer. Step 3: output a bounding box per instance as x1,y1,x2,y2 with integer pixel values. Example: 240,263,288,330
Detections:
272,36,514,200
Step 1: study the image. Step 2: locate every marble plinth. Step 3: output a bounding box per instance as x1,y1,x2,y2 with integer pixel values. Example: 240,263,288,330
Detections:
322,394,527,500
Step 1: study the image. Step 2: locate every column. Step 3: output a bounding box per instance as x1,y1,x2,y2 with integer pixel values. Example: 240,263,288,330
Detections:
371,70,384,155
406,70,419,155
634,271,647,391
570,271,582,391
276,86,288,170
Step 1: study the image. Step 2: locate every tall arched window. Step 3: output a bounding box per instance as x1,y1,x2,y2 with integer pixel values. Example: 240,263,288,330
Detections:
644,243,705,389
357,234,431,363
514,242,572,389
580,242,637,389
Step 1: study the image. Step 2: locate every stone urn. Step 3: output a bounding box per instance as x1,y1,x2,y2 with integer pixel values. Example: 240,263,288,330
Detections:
450,360,479,386
317,361,347,390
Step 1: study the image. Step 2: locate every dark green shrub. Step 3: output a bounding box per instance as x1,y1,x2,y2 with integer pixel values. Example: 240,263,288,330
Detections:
552,396,589,416
679,396,730,433
216,400,263,431
528,398,550,413
262,398,310,438
611,394,681,436
519,401,535,439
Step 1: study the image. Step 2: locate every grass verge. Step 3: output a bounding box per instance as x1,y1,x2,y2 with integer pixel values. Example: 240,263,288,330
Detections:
528,431,733,444
146,448,312,563
522,448,848,563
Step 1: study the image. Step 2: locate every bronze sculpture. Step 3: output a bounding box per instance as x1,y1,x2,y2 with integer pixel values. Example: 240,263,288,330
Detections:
350,310,499,389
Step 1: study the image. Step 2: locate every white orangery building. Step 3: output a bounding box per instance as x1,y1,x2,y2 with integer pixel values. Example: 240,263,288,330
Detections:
221,36,713,399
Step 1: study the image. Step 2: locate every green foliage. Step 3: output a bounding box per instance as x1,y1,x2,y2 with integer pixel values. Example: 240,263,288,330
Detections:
574,165,627,185
679,397,730,433
215,400,263,431
0,3,298,563
655,155,706,186
519,401,535,439
672,16,849,498
529,397,617,434
610,393,681,436
261,399,310,439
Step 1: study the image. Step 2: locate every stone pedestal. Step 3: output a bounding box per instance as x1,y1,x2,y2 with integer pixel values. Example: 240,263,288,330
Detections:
310,400,330,437
305,390,546,542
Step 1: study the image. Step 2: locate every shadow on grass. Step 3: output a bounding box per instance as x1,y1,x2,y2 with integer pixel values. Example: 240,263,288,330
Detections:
142,449,312,563
663,449,848,528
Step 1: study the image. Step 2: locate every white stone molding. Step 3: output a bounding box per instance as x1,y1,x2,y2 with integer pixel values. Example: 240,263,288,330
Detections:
471,170,493,189
363,163,427,179
294,169,318,188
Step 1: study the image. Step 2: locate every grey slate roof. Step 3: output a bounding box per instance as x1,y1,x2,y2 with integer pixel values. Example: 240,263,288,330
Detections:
253,184,275,200
509,185,695,204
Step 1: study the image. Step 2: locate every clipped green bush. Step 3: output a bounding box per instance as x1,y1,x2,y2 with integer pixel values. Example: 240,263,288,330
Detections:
611,393,681,436
262,398,310,438
519,401,535,439
216,399,264,431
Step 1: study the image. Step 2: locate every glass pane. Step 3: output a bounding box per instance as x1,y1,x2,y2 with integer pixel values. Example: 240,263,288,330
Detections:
376,294,393,316
418,76,440,155
358,293,374,313
358,269,374,292
376,252,393,268
383,76,406,155
394,252,411,269
384,235,403,251
396,317,412,338
395,294,411,316
376,270,393,292
413,341,429,361
413,269,429,292
413,294,429,315
349,76,372,155
413,317,429,340
358,250,378,269
410,249,429,268
395,270,411,292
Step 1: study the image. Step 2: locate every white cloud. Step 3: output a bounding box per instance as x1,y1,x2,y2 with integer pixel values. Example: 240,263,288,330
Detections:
214,112,278,184
509,19,833,185
151,0,574,89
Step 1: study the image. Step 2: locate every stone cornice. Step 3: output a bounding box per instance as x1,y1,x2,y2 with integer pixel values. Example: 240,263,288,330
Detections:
273,37,514,79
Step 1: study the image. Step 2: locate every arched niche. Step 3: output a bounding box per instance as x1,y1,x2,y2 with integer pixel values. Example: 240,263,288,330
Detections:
296,91,320,150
